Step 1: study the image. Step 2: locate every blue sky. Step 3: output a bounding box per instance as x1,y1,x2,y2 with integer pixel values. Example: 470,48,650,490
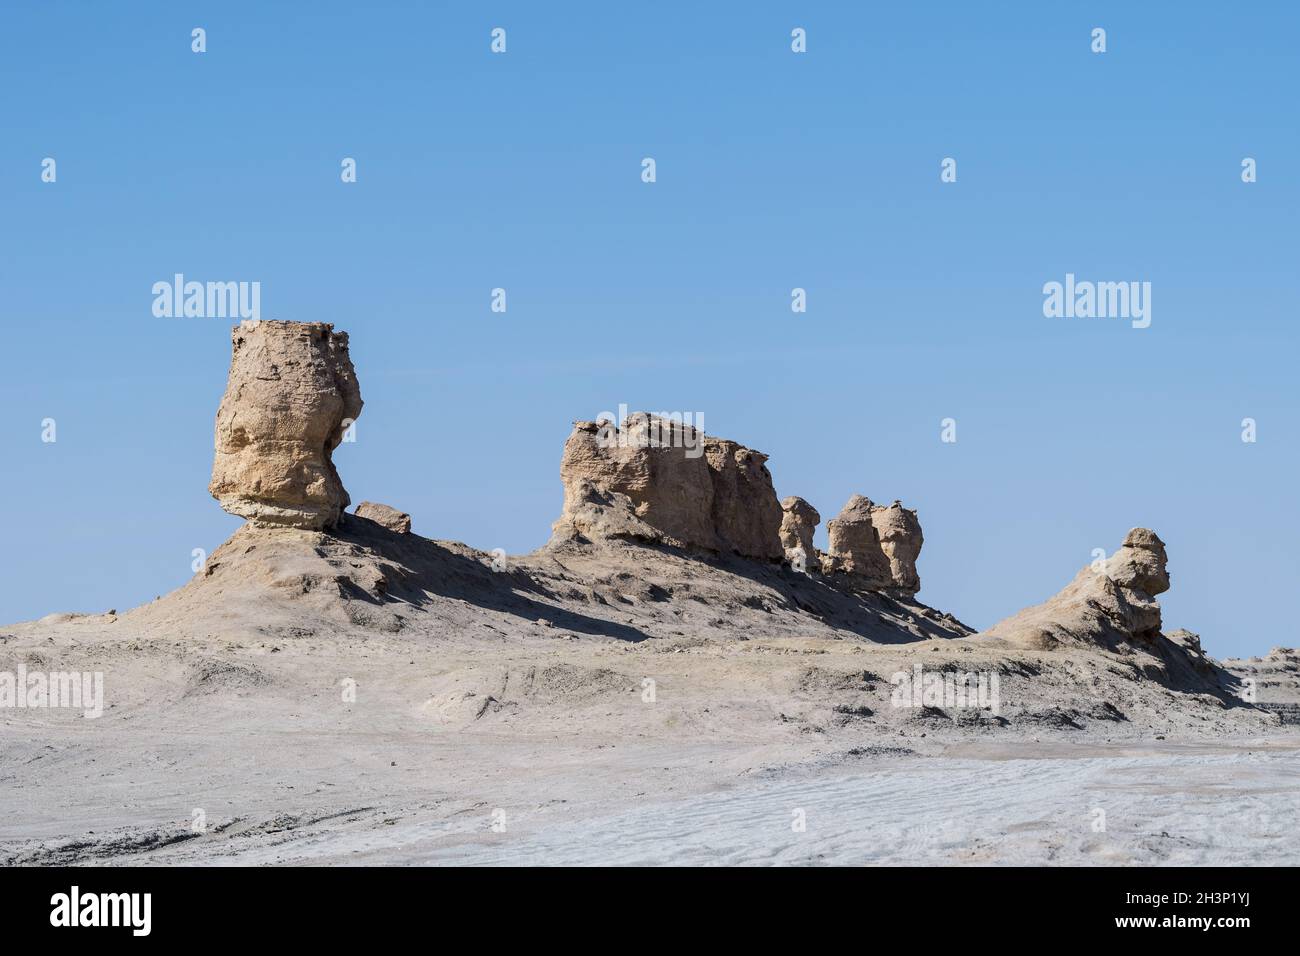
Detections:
2,2,1296,657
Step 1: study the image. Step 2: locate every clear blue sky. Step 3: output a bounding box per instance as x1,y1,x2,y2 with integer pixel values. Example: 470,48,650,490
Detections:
2,2,1296,657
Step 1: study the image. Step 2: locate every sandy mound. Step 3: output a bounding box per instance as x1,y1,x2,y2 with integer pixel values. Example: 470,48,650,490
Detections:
124,512,974,648
2,509,1256,743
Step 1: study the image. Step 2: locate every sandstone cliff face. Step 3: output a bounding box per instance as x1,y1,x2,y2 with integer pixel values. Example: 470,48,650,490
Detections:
821,495,894,588
554,416,714,550
870,500,923,594
980,528,1170,651
209,320,362,530
779,496,820,570
551,414,783,560
703,438,784,560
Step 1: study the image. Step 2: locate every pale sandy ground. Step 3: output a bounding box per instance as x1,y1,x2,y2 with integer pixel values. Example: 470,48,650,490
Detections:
5,719,1297,866
425,743,1300,866
3,623,1297,866
2,527,1297,866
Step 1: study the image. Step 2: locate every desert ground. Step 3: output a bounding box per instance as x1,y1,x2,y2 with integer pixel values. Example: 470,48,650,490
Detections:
2,525,1296,866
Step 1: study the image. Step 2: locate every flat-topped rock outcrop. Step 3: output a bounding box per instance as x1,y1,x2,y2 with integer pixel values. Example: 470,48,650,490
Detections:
550,414,782,560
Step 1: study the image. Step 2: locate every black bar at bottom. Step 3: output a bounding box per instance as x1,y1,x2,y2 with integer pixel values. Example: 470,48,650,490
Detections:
0,865,1280,942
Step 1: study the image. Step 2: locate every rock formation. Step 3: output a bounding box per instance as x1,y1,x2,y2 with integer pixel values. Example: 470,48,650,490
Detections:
821,495,894,589
209,320,363,530
552,480,669,545
779,497,820,571
704,437,785,559
354,501,411,534
980,527,1170,651
553,415,713,550
869,500,923,594
550,413,783,560
1103,527,1169,596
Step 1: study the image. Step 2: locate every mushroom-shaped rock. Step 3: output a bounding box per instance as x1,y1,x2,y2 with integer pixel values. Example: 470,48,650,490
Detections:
209,320,362,530
821,494,893,589
779,496,820,570
354,501,411,534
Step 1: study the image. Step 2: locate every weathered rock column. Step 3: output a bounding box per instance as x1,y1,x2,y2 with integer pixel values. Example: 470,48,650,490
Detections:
821,494,894,588
779,496,821,571
870,500,924,594
209,320,362,530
